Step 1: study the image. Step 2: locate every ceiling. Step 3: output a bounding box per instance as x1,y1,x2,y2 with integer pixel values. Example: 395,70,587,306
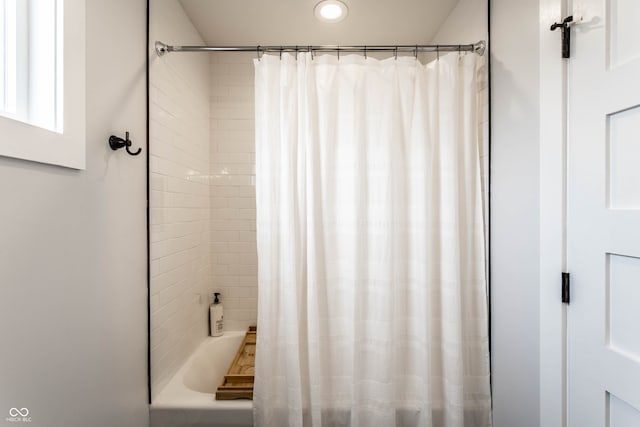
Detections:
178,0,461,46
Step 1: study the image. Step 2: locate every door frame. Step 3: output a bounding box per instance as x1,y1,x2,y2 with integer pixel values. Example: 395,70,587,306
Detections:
539,0,569,425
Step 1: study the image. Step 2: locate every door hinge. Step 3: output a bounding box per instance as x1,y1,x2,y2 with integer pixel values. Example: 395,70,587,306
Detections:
550,16,574,58
562,272,571,304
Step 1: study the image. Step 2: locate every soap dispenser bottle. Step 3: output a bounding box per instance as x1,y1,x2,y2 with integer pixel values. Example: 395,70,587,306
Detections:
210,292,224,337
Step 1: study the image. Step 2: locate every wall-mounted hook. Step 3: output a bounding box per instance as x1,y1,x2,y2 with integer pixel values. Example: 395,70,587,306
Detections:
109,131,142,156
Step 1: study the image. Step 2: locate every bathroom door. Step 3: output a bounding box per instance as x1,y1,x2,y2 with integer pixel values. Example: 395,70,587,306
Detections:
567,0,640,425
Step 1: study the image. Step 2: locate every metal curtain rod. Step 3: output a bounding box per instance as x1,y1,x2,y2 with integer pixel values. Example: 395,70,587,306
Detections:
154,40,486,57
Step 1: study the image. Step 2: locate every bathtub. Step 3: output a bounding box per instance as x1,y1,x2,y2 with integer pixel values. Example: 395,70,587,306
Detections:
150,331,253,427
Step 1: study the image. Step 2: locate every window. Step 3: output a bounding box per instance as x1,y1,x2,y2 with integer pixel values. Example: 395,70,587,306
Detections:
0,0,85,169
0,0,63,131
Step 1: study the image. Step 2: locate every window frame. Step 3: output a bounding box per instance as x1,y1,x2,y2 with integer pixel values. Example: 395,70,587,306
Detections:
0,0,85,170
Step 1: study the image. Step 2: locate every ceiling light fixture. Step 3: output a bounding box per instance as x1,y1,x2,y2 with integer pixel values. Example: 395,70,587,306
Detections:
314,0,348,23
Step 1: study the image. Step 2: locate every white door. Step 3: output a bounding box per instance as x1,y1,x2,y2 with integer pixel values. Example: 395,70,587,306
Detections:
568,0,640,425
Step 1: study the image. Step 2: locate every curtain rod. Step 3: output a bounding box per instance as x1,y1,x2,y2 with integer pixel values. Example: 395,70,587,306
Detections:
154,41,486,57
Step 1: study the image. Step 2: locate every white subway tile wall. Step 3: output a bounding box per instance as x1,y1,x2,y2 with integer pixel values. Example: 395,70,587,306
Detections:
209,52,258,333
149,0,211,401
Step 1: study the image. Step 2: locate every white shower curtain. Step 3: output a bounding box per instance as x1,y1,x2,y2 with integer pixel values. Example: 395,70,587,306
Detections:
253,52,491,427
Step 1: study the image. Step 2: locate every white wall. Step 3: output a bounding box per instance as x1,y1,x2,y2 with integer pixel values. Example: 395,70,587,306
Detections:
431,0,488,43
149,0,211,400
209,52,258,332
0,1,148,426
434,2,543,426
490,0,542,425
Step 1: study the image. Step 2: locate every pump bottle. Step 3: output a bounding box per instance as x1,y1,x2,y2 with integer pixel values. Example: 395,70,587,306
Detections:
210,292,224,337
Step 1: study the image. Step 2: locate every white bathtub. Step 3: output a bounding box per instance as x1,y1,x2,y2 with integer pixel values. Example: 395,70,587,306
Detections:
150,331,253,427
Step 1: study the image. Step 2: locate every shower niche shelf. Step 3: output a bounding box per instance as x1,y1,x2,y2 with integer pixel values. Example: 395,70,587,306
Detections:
216,326,256,400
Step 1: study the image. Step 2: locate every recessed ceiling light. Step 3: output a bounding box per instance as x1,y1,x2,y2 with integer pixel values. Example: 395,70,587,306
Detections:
314,0,348,23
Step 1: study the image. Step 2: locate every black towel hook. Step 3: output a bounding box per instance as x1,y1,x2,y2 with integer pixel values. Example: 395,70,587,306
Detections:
109,131,142,156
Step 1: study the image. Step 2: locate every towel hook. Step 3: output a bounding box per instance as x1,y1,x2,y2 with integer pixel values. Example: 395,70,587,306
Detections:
109,131,141,156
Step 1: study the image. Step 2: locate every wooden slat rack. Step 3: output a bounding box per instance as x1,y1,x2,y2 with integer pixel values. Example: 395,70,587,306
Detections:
216,326,256,400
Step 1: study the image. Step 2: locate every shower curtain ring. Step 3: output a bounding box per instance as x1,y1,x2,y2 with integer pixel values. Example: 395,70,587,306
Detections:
414,45,418,60
394,46,398,60
437,45,440,61
364,46,367,59
280,47,283,59
295,46,298,60
257,46,262,61
337,46,340,60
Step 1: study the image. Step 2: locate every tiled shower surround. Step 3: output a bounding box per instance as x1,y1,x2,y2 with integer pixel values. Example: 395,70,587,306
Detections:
209,52,259,333
149,23,258,398
150,0,488,402
149,0,211,399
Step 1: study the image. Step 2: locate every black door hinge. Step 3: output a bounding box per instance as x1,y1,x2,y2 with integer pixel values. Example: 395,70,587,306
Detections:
562,272,571,304
550,16,573,58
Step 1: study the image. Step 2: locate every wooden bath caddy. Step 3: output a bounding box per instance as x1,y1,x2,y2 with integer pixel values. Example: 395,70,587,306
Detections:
216,326,256,400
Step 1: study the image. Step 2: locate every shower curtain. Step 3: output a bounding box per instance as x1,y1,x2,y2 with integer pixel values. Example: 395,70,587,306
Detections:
253,51,491,427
